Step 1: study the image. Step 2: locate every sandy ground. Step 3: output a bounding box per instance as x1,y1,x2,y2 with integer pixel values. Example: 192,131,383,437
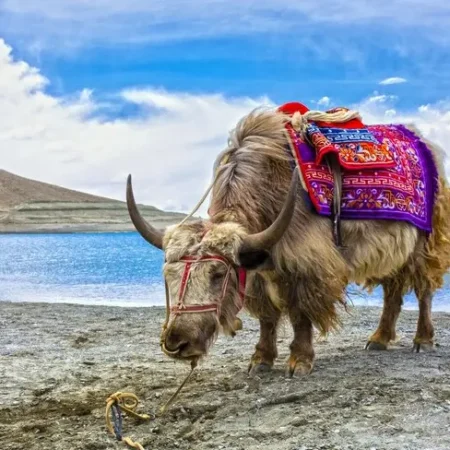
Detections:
1,302,450,450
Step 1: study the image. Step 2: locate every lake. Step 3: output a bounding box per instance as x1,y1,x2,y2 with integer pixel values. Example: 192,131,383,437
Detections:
0,232,449,311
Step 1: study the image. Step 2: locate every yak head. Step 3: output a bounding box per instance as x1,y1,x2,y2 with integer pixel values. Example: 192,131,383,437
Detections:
126,170,299,363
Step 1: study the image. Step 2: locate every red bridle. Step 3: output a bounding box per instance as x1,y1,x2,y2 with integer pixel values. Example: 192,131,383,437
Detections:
168,255,247,316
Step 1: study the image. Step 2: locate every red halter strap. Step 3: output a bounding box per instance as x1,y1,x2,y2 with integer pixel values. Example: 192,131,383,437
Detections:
169,255,246,316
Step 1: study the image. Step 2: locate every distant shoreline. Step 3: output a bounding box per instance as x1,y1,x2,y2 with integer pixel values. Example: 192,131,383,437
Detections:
0,227,138,234
0,222,176,234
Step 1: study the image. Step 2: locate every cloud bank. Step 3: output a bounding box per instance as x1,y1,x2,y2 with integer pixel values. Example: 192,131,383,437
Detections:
0,39,270,214
0,39,449,216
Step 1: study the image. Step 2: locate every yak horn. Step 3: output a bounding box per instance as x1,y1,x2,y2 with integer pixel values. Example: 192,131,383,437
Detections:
240,168,300,253
126,174,164,250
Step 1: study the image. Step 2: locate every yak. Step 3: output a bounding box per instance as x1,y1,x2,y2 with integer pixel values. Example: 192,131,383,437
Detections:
126,104,450,377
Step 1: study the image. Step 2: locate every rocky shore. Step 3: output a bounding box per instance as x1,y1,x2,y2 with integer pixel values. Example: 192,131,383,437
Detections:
1,302,450,450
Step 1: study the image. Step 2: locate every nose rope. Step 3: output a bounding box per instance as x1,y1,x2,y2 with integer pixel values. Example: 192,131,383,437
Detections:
161,255,246,357
158,359,197,416
176,260,194,310
160,280,179,356
169,256,238,316
218,266,232,318
163,280,171,331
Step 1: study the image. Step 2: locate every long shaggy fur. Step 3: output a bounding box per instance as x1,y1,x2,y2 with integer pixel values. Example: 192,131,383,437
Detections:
207,109,450,335
157,107,450,367
209,109,348,334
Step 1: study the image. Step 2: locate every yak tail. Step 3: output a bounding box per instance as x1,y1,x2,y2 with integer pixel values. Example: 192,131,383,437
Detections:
421,178,450,295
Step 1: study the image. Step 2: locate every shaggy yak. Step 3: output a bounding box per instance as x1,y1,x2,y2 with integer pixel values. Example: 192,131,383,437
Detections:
126,102,450,377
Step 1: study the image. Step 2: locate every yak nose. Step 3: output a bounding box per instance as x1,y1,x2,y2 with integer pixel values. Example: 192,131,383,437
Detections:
163,328,189,354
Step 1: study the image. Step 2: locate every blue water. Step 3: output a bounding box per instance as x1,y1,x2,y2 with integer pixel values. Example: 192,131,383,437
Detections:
0,233,449,310
0,232,165,306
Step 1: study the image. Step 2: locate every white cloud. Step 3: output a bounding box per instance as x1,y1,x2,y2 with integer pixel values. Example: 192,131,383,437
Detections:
0,39,268,214
384,109,397,117
317,96,331,107
379,77,408,85
0,39,449,220
355,94,450,175
365,92,398,104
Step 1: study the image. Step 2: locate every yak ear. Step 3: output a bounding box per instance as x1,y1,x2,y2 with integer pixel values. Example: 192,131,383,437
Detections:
238,248,274,270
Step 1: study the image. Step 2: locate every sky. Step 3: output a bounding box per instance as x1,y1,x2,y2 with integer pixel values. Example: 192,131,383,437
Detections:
0,0,449,214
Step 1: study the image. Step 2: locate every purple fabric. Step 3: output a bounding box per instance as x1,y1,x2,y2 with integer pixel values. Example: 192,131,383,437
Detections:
293,124,439,233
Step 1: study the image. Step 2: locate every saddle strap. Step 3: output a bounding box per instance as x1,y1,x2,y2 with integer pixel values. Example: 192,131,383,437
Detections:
326,153,343,248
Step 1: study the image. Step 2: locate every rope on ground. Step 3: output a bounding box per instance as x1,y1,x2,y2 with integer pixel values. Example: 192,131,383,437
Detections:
105,361,197,449
105,392,153,450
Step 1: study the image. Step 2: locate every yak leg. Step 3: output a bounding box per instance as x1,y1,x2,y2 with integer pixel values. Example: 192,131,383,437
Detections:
247,274,281,376
248,314,281,376
286,309,315,377
413,285,434,352
366,279,403,350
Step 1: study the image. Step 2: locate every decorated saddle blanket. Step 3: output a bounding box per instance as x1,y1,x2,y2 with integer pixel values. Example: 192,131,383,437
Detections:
279,102,439,233
305,123,396,170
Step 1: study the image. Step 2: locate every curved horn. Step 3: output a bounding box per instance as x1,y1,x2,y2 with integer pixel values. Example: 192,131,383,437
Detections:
126,174,163,250
240,168,300,253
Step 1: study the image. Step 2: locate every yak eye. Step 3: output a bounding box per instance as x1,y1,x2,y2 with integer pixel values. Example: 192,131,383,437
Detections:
211,272,224,285
211,272,223,281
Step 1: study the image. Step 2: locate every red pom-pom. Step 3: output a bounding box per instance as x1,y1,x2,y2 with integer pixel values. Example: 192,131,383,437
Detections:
277,102,310,116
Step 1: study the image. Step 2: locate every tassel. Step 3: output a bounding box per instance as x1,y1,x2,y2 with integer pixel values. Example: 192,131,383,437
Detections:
327,153,343,248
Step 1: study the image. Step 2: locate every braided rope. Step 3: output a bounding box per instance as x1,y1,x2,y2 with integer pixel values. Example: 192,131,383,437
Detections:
105,392,153,450
290,108,361,136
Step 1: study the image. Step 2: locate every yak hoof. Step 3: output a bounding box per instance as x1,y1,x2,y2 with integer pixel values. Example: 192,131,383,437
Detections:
285,359,313,378
412,341,435,353
233,317,243,332
365,341,388,351
248,362,272,377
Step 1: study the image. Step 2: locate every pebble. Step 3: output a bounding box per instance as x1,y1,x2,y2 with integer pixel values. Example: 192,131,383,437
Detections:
291,417,309,427
82,360,95,366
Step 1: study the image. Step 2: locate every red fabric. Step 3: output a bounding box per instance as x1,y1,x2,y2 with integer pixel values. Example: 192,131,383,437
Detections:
283,123,435,233
278,102,310,116
278,102,365,129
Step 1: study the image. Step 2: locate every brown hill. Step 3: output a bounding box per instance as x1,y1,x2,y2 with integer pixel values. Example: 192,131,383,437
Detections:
0,170,186,233
0,169,118,209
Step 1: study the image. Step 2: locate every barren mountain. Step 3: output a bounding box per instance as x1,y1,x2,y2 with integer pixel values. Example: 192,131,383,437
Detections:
0,169,117,208
0,170,187,233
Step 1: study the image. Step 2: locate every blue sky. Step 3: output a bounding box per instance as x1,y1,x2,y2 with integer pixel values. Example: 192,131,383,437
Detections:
0,1,449,212
3,1,450,107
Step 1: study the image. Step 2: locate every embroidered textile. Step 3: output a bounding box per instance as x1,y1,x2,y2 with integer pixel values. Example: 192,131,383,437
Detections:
285,123,438,232
305,124,396,170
